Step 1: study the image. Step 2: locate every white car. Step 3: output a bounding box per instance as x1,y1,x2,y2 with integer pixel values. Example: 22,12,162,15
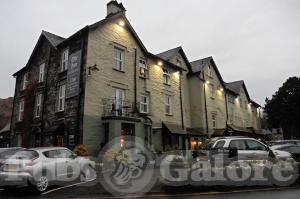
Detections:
210,136,292,162
0,147,96,192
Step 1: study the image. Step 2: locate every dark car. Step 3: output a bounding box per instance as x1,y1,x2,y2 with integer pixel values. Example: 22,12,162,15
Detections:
271,144,300,163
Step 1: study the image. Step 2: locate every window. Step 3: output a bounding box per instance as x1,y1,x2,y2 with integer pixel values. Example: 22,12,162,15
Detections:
57,149,74,158
164,94,172,115
229,140,247,150
207,65,212,77
176,58,182,67
43,150,59,158
163,68,170,85
58,84,66,112
139,59,148,78
228,95,235,104
244,101,248,110
18,99,24,122
39,63,45,83
246,140,267,151
61,49,69,72
113,47,124,71
239,98,243,109
35,93,43,118
140,95,149,113
112,87,125,116
209,84,215,98
212,113,217,129
215,141,225,149
22,72,28,90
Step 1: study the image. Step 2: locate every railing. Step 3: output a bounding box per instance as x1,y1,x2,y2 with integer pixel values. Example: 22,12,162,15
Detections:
102,98,135,117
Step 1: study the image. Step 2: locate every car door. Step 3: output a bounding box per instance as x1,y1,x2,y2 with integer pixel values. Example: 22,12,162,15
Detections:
229,139,248,161
245,139,269,161
56,149,80,182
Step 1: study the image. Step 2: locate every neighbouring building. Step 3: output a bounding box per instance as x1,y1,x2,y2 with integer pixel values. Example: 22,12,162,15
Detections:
11,1,262,154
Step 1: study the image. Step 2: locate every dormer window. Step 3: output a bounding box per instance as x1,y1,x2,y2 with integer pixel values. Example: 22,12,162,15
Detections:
39,63,45,83
176,58,182,67
207,65,212,77
61,48,69,72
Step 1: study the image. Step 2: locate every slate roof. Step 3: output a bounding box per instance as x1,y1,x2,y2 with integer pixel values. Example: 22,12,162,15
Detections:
225,80,244,94
190,56,211,73
156,47,182,61
42,31,65,47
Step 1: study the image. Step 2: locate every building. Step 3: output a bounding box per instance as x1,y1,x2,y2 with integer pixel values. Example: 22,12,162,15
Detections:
11,1,262,154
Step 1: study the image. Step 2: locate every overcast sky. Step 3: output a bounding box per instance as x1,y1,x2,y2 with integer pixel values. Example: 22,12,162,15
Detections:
0,0,299,105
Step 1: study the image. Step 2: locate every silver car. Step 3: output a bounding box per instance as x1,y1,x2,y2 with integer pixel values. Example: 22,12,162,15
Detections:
0,147,96,192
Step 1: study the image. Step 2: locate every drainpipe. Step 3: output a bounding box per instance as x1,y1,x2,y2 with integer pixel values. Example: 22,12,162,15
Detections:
133,48,137,113
40,45,52,146
10,77,18,147
179,71,184,129
202,72,209,135
224,90,229,129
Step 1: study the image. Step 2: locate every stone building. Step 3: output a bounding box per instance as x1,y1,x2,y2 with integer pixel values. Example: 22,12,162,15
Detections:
11,1,262,154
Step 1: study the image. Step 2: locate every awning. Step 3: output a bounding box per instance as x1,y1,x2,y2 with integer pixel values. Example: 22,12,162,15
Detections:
186,128,207,137
211,128,226,137
162,122,187,135
227,124,253,133
0,122,10,134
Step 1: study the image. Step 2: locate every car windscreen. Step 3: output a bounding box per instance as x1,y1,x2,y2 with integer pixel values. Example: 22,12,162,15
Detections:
9,150,39,160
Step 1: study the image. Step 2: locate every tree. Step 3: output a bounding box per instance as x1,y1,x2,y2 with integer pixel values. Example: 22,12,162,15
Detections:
264,76,300,139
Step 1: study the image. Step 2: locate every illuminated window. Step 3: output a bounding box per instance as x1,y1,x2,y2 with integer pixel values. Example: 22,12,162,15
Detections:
139,59,148,78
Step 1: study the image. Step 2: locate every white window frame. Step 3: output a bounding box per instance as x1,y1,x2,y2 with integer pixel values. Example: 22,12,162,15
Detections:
164,94,172,115
163,68,170,85
212,113,217,129
113,47,124,71
39,63,45,83
22,72,28,90
35,93,42,118
139,59,148,78
61,48,69,72
58,84,66,112
140,95,149,114
112,87,125,116
18,99,24,122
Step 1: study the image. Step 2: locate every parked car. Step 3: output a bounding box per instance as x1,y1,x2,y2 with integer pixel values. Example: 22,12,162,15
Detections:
271,144,300,163
0,147,23,164
208,136,292,162
0,147,96,193
269,140,300,146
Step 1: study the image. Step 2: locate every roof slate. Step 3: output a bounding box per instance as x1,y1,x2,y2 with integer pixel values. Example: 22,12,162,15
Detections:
42,31,65,47
190,56,212,73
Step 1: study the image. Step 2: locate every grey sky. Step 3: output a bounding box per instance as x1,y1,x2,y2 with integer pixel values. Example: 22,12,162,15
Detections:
0,0,299,105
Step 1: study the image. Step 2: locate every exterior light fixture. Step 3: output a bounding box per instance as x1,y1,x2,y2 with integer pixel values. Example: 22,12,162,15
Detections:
157,61,163,66
88,64,99,76
219,87,224,92
118,20,125,26
205,80,210,84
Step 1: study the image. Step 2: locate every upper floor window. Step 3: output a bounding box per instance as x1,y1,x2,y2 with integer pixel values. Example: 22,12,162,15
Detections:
176,58,182,67
18,99,24,122
112,87,125,116
58,84,66,112
139,59,148,78
164,94,172,115
35,93,43,118
140,95,149,114
113,47,124,71
244,101,248,110
39,63,45,83
209,84,215,99
61,49,69,72
207,65,212,77
22,72,28,90
228,95,235,104
212,113,217,129
239,98,243,109
163,68,170,85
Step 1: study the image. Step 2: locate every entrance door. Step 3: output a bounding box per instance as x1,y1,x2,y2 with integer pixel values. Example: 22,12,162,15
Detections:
121,123,135,146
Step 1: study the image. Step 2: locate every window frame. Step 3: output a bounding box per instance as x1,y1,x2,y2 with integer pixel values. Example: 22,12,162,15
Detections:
164,94,172,115
139,59,148,78
22,72,28,90
39,63,45,83
163,68,170,85
212,113,217,129
18,99,24,122
61,48,69,72
207,65,212,77
58,84,66,112
113,47,124,71
34,93,43,118
140,94,149,114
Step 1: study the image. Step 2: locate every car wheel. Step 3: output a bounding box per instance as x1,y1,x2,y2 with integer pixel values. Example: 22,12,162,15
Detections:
34,175,49,193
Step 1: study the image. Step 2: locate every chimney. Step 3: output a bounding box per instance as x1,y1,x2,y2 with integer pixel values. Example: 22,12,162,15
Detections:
107,0,126,17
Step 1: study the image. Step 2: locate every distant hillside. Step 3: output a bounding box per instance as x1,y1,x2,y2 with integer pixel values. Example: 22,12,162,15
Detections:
0,97,13,130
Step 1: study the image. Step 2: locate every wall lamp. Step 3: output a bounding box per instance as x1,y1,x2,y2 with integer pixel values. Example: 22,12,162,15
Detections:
205,80,210,84
119,20,125,27
157,61,163,66
88,64,99,76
